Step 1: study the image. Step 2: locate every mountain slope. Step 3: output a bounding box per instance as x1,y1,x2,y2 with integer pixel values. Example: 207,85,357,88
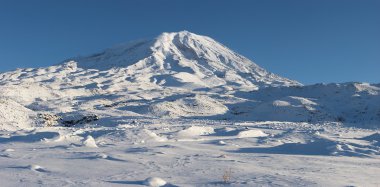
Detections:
233,82,380,126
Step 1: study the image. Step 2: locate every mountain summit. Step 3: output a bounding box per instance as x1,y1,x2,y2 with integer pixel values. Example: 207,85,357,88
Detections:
72,31,301,89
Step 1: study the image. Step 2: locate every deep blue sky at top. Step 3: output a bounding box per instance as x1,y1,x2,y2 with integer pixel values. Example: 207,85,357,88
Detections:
0,0,379,84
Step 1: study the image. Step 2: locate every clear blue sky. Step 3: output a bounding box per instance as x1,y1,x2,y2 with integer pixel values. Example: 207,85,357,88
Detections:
0,0,379,84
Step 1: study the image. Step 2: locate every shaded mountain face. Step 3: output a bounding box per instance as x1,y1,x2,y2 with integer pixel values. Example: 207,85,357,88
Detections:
72,31,301,89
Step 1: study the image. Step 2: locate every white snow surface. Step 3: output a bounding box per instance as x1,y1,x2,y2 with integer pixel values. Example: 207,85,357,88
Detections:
0,31,379,186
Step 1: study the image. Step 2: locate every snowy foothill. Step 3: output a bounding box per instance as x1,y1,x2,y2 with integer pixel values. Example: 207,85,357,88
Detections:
0,31,379,186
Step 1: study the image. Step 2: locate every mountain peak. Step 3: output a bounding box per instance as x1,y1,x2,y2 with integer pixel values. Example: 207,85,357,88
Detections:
70,31,301,89
157,30,196,38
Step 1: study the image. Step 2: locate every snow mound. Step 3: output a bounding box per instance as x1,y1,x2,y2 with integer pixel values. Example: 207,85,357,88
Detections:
237,129,268,138
0,98,35,131
272,100,291,107
28,164,47,172
251,96,327,122
83,135,98,148
148,95,228,118
177,126,215,137
143,177,167,187
96,153,108,159
218,140,227,145
3,148,15,152
138,129,168,143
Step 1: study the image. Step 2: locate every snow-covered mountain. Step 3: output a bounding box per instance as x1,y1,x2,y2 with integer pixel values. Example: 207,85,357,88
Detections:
0,31,379,130
1,31,380,186
72,31,301,89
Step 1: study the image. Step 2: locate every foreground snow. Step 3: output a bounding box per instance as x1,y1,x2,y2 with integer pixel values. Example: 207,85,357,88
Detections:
1,120,380,186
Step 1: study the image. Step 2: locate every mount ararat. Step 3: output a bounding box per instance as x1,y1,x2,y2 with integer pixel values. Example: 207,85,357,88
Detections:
0,31,379,186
